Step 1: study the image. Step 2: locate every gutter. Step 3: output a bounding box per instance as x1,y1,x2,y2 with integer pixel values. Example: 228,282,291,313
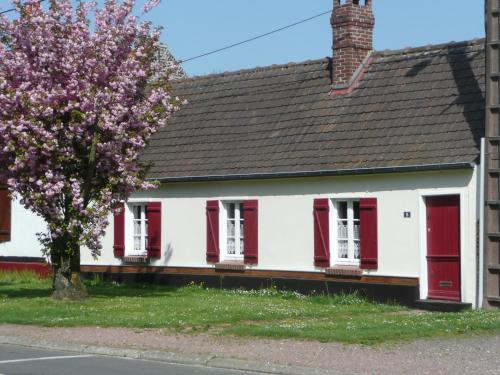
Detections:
151,162,475,183
478,138,485,309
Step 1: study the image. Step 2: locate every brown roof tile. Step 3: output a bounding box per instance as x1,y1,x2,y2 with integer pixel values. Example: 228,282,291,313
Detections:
143,40,485,181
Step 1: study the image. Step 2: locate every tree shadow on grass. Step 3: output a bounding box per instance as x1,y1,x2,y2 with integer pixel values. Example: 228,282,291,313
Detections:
0,288,51,299
0,282,189,300
86,283,190,299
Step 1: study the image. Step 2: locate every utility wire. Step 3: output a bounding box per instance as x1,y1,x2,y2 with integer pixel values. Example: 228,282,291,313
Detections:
180,9,332,63
1,3,331,63
0,0,46,15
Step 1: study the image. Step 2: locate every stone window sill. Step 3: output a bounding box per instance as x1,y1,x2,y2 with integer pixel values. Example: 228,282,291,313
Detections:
325,266,363,277
215,261,246,272
122,256,149,264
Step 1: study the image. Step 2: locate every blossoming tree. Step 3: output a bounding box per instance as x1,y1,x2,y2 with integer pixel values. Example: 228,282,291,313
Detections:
0,0,180,298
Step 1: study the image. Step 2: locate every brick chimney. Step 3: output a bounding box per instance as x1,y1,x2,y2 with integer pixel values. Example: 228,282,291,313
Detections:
331,0,375,88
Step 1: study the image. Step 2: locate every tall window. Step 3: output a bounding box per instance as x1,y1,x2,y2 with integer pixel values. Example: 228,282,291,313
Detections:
0,186,11,243
224,202,244,260
130,203,148,256
334,200,360,264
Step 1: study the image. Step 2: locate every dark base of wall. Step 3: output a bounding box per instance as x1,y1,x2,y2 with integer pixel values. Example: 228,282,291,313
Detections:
82,271,420,306
415,299,472,312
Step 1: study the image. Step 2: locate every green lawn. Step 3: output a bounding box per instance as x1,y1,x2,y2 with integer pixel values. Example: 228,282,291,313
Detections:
0,271,499,345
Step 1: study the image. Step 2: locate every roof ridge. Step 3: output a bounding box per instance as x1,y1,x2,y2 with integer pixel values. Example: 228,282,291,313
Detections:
374,38,485,58
179,58,329,82
178,38,485,82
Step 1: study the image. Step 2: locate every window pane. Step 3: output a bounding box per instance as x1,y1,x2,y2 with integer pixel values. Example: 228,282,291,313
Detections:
338,240,348,258
338,221,348,239
133,205,141,220
353,222,360,240
240,238,244,255
353,201,360,220
227,219,235,237
227,238,235,254
354,240,360,259
134,220,141,236
239,202,244,239
225,202,244,258
228,203,235,219
337,201,347,220
134,236,141,251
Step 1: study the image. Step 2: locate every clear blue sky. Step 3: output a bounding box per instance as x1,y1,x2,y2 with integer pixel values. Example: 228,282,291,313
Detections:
0,0,485,76
145,0,485,77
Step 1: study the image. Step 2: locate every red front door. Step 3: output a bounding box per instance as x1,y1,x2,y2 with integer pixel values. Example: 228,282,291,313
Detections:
426,195,461,302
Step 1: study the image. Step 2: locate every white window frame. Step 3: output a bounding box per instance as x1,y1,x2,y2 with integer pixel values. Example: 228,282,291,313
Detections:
331,199,361,267
220,201,244,261
125,202,148,257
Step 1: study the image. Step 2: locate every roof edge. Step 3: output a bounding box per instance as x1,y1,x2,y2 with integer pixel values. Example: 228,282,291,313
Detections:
374,38,485,58
178,38,484,83
180,58,329,82
151,162,475,184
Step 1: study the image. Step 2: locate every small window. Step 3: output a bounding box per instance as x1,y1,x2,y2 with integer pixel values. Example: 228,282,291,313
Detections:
128,203,148,256
333,200,360,265
0,187,11,243
223,201,244,260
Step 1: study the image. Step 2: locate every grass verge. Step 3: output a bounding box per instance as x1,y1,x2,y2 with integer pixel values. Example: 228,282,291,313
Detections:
0,271,499,345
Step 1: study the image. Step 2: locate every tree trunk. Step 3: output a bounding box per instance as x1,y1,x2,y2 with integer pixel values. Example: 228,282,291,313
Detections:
51,241,87,300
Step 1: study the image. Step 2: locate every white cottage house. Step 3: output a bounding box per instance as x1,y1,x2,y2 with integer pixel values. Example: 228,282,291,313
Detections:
0,0,488,308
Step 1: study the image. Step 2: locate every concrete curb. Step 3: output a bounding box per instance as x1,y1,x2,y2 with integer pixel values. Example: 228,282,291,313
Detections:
0,335,348,375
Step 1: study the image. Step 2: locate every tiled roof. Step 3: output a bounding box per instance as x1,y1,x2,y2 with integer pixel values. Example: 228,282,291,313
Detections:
143,39,485,181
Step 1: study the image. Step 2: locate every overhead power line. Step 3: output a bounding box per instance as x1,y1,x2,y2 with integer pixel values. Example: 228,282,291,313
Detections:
1,3,331,64
0,0,46,15
180,9,332,63
0,7,14,15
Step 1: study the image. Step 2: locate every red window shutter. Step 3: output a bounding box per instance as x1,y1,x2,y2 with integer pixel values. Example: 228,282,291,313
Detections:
113,203,125,258
360,198,378,270
206,200,220,263
146,202,162,258
313,199,330,267
243,200,258,265
0,187,11,243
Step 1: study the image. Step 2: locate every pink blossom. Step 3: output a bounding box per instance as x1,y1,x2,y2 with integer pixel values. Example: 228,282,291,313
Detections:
142,0,160,14
0,0,180,257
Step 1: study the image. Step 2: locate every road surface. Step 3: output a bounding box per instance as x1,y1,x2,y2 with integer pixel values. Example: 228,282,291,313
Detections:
0,344,265,375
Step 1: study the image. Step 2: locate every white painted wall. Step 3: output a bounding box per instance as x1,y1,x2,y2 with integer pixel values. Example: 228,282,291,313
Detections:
0,199,45,258
81,169,478,305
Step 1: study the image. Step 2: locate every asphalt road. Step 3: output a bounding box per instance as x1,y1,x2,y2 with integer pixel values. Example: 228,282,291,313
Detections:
0,344,264,375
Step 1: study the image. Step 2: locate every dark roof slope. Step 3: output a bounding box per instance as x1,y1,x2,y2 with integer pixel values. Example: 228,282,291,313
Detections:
143,40,485,181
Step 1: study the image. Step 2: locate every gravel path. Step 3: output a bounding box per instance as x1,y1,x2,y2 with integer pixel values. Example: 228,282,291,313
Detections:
0,325,498,375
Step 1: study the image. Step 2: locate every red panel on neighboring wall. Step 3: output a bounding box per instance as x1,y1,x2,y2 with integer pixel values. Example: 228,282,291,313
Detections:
313,199,330,267
0,262,50,278
113,203,125,258
206,200,220,263
360,198,378,270
243,200,258,265
0,187,11,243
146,202,162,258
426,195,461,302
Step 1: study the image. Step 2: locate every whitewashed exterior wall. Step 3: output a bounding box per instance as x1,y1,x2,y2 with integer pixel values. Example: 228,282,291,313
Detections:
0,199,45,258
81,168,479,306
